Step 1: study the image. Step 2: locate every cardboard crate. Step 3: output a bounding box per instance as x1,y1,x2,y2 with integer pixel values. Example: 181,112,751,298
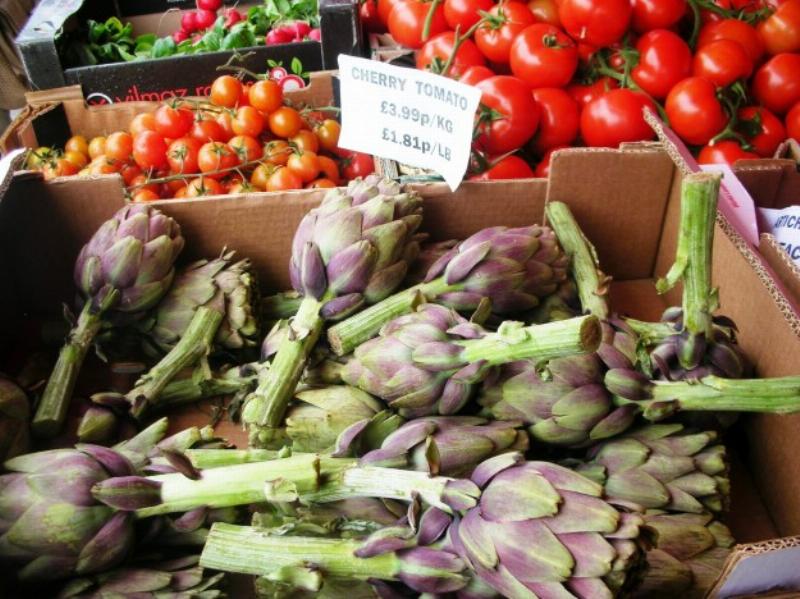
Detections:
15,0,363,102
0,144,799,594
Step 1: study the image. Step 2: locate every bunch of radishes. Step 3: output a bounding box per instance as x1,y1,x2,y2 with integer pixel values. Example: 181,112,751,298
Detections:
174,0,244,43
265,21,321,45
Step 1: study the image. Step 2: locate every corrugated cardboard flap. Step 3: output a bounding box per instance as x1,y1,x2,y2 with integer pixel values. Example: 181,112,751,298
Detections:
709,537,800,598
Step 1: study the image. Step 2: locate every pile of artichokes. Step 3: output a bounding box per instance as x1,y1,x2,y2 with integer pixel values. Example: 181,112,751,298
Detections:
2,172,799,598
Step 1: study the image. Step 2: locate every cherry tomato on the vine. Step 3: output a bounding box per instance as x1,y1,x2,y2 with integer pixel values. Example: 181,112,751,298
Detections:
186,176,225,197
232,106,265,138
388,0,448,49
318,155,341,183
167,137,202,174
290,130,321,153
269,106,304,138
757,0,800,55
154,104,194,139
475,76,541,154
752,52,800,114
361,0,386,32
737,106,787,157
444,0,494,30
417,32,486,76
665,77,728,146
65,135,89,156
534,146,564,177
560,0,632,47
475,2,536,64
191,117,228,143
787,101,800,140
509,23,578,89
697,140,759,164
378,0,403,25
341,151,376,180
228,135,264,164
697,19,764,63
287,150,321,183
631,0,687,33
210,75,243,108
470,155,535,180
248,79,284,114
130,113,157,136
692,39,753,88
631,29,692,100
132,131,168,170
314,119,342,154
264,140,293,165
580,89,656,148
197,142,239,179
267,166,304,191
105,131,134,162
567,77,619,109
531,87,580,153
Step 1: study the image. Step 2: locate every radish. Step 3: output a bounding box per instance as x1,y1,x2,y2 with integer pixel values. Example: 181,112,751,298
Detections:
196,0,223,10
265,28,294,45
181,11,199,32
223,8,244,28
308,28,321,41
173,30,189,43
269,66,288,79
194,8,217,30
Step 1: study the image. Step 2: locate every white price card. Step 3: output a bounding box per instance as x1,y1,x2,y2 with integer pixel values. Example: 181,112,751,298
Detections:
760,205,800,266
337,54,481,191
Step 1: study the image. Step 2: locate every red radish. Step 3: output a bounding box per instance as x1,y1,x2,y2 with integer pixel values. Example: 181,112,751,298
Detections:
308,28,321,41
194,9,217,30
223,8,243,28
266,28,294,45
173,30,189,43
279,74,306,91
196,0,223,10
288,21,312,38
269,66,288,79
181,11,199,32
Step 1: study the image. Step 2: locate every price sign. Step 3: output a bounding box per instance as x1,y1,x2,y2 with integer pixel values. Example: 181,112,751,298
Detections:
337,54,481,191
760,206,800,265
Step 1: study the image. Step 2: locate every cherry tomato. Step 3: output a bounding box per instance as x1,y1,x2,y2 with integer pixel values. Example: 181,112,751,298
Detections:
290,130,321,153
132,189,161,202
580,89,656,147
287,150,321,183
738,106,787,156
88,156,122,176
631,0,686,33
476,76,541,154
752,52,800,114
232,106,265,137
378,0,403,25
88,136,107,159
119,162,142,186
264,140,293,165
191,117,228,143
250,164,273,189
314,119,342,153
210,75,244,108
269,106,304,138
361,0,386,32
341,151,376,180
528,0,561,26
509,24,578,88
531,87,579,153
567,77,618,109
693,39,753,87
787,101,800,140
470,155,534,179
248,79,284,114
227,180,257,194
267,166,304,191
665,77,728,145
42,157,79,179
197,142,240,179
186,176,225,197
317,155,341,183
132,131,168,170
63,150,89,169
172,186,189,198
166,137,202,174
388,0,448,49
65,135,89,156
417,32,486,76
560,0,632,47
475,2,536,64
697,140,759,164
534,146,564,177
758,0,800,55
305,178,335,189
154,104,194,139
105,131,134,162
631,29,692,99
228,135,263,165
697,19,764,63
130,113,157,136
130,174,160,195
216,111,235,140
444,0,494,30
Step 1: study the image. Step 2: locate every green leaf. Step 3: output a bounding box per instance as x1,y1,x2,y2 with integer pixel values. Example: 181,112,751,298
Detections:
118,46,137,62
291,57,303,75
88,20,106,44
201,30,222,51
152,36,177,58
136,33,156,46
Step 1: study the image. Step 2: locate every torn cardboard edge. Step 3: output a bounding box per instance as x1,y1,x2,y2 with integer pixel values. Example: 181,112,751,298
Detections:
709,537,800,598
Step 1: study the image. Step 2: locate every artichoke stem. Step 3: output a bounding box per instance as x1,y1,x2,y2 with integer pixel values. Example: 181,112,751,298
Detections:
651,375,800,414
546,201,610,319
129,306,224,418
32,301,105,438
158,363,260,408
175,448,282,468
201,523,401,580
262,290,303,321
622,318,676,346
459,315,601,365
327,278,449,356
244,295,328,441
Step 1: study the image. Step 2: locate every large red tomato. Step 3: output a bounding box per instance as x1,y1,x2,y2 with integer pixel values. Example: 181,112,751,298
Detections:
665,77,728,145
580,89,655,147
417,32,486,76
752,52,800,114
458,65,496,85
787,101,800,140
531,87,580,153
631,29,692,99
387,0,448,49
470,155,535,179
444,0,494,30
509,23,578,88
692,39,753,87
475,2,536,63
559,0,632,47
476,76,541,154
631,0,687,33
757,0,800,55
361,0,386,32
697,140,759,164
697,19,764,63
567,77,619,109
738,106,787,157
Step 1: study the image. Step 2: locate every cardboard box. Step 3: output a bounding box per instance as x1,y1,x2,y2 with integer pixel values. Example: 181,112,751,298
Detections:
0,144,799,595
15,0,363,102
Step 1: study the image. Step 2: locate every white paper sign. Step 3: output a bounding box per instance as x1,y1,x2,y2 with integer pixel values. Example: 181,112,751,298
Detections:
760,205,800,266
337,54,481,191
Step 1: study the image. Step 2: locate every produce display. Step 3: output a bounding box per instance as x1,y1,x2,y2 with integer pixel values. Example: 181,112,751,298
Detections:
363,0,800,176
24,72,375,198
2,168,800,597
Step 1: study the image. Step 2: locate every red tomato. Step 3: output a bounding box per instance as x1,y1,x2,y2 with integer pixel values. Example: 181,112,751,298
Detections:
341,151,375,180
267,167,304,191
132,189,160,202
154,104,194,139
631,0,687,33
228,135,264,164
787,101,800,140
665,77,728,145
527,0,561,26
130,113,157,136
197,142,240,179
361,0,386,32
105,131,134,162
509,24,578,88
417,32,486,76
531,87,580,153
248,79,284,114
378,0,403,24
697,140,759,164
697,19,764,63
559,0,632,47
470,155,535,179
210,76,243,108
476,76,541,154
631,29,692,99
132,131,168,170
692,39,753,87
567,77,618,109
580,89,656,147
167,137,202,174
475,2,536,64
758,0,800,55
388,0,448,49
738,106,787,156
444,0,494,30
232,106,265,137
459,65,496,85
269,107,305,138
534,146,564,177
752,52,800,114
186,177,225,197
191,118,228,143
287,150,321,183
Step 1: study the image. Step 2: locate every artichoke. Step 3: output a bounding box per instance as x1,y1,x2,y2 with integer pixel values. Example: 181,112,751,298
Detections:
0,376,29,462
342,304,600,418
243,178,424,447
327,224,569,356
33,205,184,438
